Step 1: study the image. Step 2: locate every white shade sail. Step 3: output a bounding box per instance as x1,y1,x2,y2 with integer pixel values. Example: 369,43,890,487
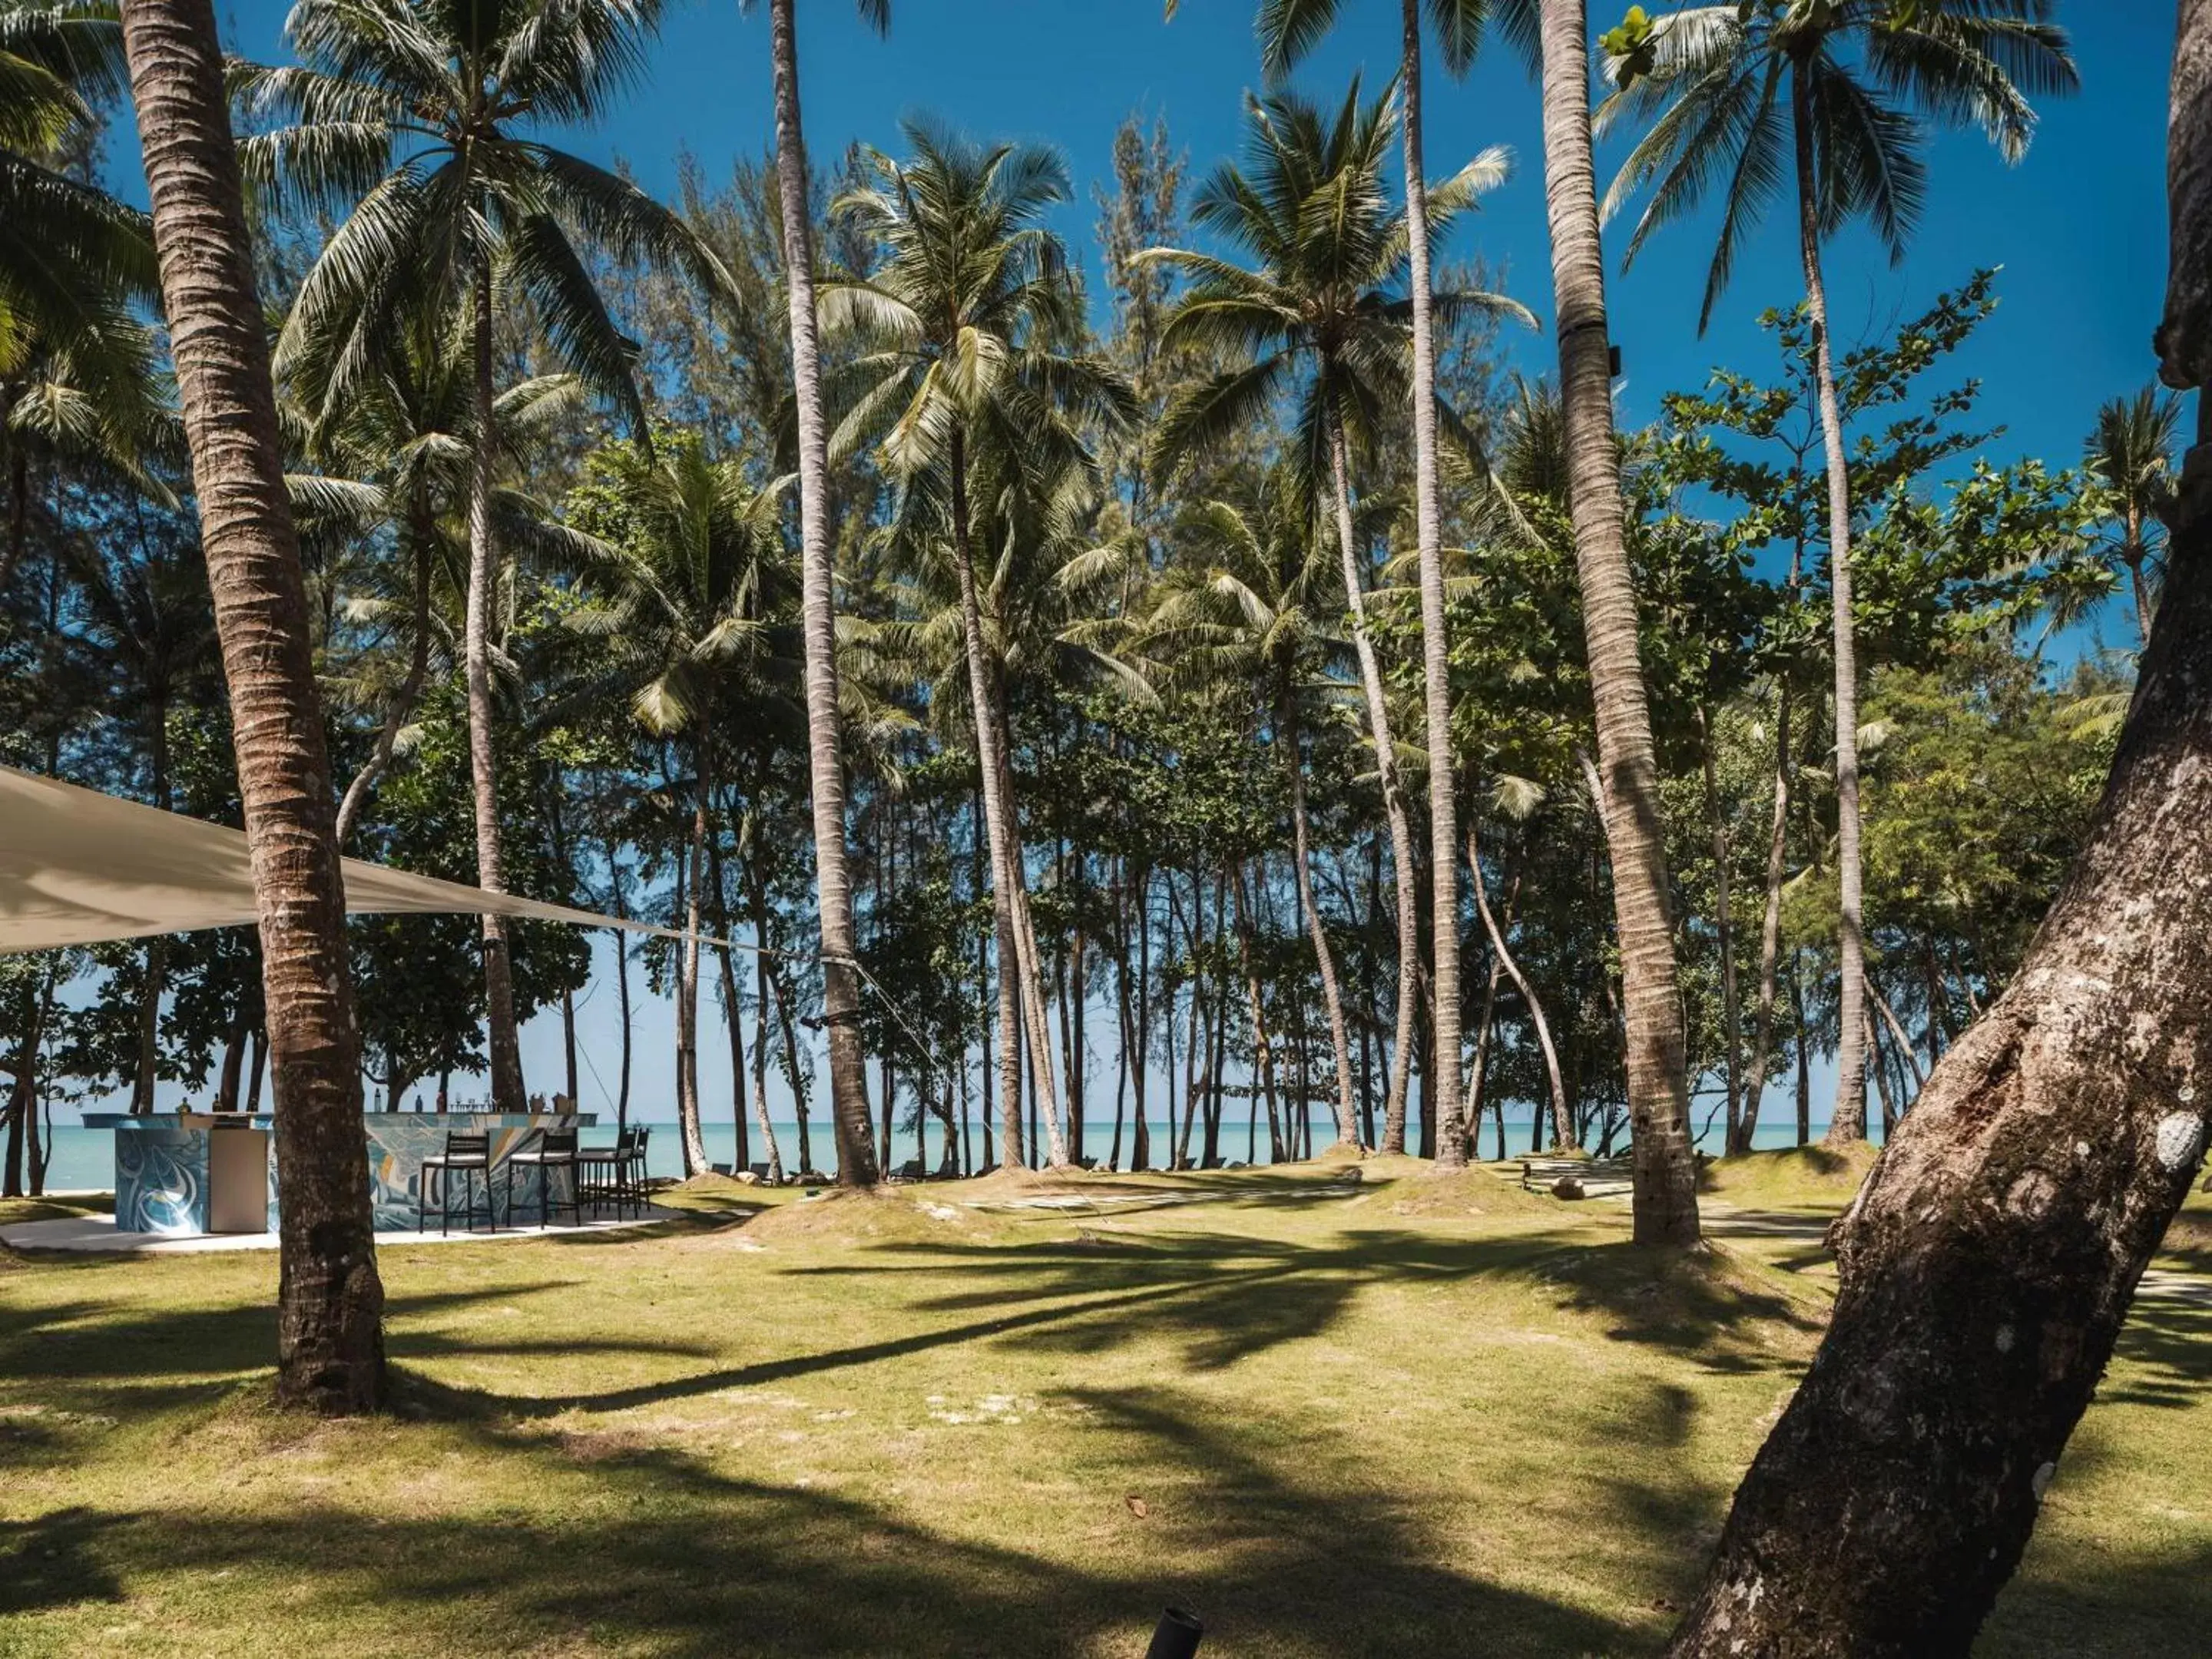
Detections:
0,763,709,955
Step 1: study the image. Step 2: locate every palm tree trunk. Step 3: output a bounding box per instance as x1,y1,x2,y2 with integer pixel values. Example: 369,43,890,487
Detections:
1326,413,1419,1151
1467,818,1571,1149
947,426,1068,1164
1790,60,1869,1147
335,525,432,846
608,833,634,1134
1398,0,1465,1168
706,800,750,1171
1230,861,1283,1161
745,853,786,1184
676,734,714,1176
1535,0,1698,1245
1280,684,1360,1147
1698,707,1744,1156
119,0,384,1410
465,250,525,1114
767,0,875,1187
1741,684,1792,1154
1466,888,1508,1161
1866,967,1926,1092
672,800,700,1168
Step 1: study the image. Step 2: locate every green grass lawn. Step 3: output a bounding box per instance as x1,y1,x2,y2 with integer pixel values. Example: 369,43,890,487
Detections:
4,1153,2210,1657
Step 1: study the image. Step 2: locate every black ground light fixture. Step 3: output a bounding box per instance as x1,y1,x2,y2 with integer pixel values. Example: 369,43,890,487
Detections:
1144,1606,1204,1658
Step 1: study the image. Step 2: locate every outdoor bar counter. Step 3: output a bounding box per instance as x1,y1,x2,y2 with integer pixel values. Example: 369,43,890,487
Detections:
84,1111,594,1236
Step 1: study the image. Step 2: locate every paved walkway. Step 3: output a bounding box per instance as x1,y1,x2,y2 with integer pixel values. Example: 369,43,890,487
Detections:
0,1207,684,1255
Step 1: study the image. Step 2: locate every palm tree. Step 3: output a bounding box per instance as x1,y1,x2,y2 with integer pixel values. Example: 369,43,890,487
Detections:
568,436,791,1177
1526,0,1699,1244
118,0,385,1412
1141,468,1364,1149
2,0,166,595
822,122,1136,1170
747,0,889,1190
1141,81,1525,1156
1255,0,1514,1171
238,0,732,1112
309,329,587,849
1597,0,2076,1144
2085,386,2181,645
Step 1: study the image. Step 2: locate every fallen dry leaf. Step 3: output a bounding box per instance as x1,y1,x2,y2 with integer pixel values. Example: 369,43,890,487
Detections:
1124,1495,1149,1519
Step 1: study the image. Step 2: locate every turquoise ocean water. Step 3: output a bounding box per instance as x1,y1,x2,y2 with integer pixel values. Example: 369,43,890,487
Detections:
31,1111,1873,1192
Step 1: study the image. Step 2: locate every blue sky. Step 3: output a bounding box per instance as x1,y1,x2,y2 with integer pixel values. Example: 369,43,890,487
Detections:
101,2,2175,1131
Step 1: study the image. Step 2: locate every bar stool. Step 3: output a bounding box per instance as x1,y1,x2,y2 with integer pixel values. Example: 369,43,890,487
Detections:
578,1128,637,1220
505,1128,581,1229
419,1131,493,1234
624,1125,652,1219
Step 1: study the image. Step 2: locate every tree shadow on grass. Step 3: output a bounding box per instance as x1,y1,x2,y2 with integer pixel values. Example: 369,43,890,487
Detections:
452,1227,1823,1422
0,1280,591,1401
0,1386,1651,1657
0,1508,124,1618
2097,1294,2212,1410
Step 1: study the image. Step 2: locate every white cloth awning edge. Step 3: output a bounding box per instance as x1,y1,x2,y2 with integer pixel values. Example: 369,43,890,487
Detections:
0,763,760,956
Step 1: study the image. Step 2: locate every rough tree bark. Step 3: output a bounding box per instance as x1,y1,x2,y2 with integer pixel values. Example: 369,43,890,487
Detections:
120,0,385,1410
767,0,876,1186
1534,0,1698,1243
1668,22,2212,1647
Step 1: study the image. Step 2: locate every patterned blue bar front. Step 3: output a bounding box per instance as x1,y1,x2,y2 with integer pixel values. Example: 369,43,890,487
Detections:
91,1112,594,1235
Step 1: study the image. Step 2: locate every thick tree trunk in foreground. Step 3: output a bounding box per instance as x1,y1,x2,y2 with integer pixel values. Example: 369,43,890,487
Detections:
1399,0,1465,1169
768,0,875,1187
1534,0,1697,1243
1671,23,2212,1646
465,254,525,1113
120,0,384,1412
1791,62,1869,1147
1326,416,1419,1151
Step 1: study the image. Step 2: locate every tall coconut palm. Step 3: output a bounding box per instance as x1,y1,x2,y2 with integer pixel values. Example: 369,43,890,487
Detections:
822,122,1136,1170
118,0,385,1411
567,436,792,1177
740,0,888,1189
1256,0,1515,1168
1527,0,1699,1243
237,0,732,1111
2085,386,2181,646
1140,468,1364,1149
1597,0,2077,1144
1141,80,1526,1155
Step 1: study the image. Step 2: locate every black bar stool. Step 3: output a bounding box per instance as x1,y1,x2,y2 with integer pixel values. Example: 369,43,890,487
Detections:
505,1128,581,1229
419,1131,493,1234
623,1124,652,1219
578,1128,636,1219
